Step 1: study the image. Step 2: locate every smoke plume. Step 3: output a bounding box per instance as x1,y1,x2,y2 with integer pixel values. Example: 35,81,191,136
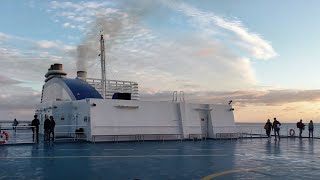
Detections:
75,0,155,72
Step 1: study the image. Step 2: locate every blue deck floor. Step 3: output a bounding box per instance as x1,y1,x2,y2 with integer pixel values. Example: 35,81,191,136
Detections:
0,138,319,180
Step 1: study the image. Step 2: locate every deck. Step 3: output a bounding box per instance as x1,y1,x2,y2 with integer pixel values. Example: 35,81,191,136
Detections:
0,138,319,179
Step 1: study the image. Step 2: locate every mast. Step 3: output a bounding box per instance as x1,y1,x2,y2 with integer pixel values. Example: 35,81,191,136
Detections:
100,31,106,99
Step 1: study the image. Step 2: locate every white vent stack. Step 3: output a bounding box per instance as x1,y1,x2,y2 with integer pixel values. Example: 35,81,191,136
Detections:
77,44,87,71
77,70,87,80
44,63,67,82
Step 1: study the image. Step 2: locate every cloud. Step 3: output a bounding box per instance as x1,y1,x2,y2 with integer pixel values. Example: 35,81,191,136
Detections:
0,32,10,42
50,1,111,10
0,75,21,85
162,0,277,60
139,89,320,120
0,33,76,87
0,1,280,120
36,40,59,49
0,33,77,119
49,1,116,31
182,89,320,106
0,88,40,120
48,0,258,91
34,40,76,52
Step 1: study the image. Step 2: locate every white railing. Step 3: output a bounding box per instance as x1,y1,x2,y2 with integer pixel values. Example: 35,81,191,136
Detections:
0,125,36,144
213,125,320,139
85,78,139,100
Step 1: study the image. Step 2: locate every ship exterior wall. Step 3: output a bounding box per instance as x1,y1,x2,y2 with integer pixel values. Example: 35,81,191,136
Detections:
89,99,180,138
88,99,236,141
36,99,236,141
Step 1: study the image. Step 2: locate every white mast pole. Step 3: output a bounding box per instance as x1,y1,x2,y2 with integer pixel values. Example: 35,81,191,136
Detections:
100,31,106,99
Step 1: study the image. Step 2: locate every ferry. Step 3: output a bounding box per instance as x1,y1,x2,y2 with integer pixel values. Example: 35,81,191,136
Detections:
0,35,316,180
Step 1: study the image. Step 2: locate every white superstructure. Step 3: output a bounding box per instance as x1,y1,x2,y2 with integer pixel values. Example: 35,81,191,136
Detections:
35,35,236,142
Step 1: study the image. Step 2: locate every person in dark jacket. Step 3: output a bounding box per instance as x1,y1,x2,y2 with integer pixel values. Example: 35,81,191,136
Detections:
309,120,314,138
49,116,56,141
264,119,272,138
12,118,19,132
297,119,305,138
31,115,40,142
44,117,51,141
272,118,281,140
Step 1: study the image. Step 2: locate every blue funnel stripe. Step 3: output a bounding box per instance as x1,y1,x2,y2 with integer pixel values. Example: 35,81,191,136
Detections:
62,78,103,100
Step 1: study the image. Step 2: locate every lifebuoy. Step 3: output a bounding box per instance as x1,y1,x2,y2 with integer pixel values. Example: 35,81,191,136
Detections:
0,131,9,144
289,129,295,137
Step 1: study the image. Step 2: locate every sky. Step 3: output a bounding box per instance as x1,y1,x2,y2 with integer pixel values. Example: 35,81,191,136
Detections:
0,0,320,122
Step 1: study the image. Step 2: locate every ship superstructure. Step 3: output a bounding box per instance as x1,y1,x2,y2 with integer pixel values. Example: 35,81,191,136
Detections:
35,35,236,142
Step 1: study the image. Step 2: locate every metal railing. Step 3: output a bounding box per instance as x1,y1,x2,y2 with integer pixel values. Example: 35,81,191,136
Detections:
85,78,139,100
92,133,183,143
0,125,36,144
213,125,320,139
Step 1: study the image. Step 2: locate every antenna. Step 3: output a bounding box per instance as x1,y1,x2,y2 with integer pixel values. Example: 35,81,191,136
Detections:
100,30,106,99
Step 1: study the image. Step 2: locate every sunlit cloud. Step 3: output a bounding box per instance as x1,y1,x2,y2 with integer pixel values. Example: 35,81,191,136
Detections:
162,0,277,60
0,1,282,121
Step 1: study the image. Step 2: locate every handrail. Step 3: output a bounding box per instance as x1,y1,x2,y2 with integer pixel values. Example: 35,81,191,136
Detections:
213,125,320,139
179,91,185,102
92,133,183,143
93,125,180,128
0,126,36,145
172,91,177,102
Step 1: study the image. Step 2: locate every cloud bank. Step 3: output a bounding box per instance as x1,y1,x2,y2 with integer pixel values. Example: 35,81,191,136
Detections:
0,1,281,121
48,0,277,92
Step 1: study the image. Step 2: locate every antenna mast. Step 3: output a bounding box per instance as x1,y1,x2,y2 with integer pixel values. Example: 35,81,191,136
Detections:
100,31,106,99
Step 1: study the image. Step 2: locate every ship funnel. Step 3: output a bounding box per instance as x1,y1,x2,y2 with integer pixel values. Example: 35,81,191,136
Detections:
45,63,67,82
77,71,87,80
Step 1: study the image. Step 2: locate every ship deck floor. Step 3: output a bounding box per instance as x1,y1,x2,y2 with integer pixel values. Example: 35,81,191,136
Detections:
0,138,318,180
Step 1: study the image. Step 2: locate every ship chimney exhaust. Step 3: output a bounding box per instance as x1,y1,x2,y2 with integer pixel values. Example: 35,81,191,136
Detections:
77,71,87,80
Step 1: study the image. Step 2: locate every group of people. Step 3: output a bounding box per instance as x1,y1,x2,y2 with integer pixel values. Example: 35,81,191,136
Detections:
30,115,55,142
264,118,314,140
264,118,281,140
296,119,314,138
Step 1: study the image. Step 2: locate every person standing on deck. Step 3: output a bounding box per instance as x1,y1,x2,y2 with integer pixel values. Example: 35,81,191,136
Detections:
264,119,272,138
31,115,40,142
309,120,314,138
12,118,19,132
272,118,281,140
44,117,51,141
297,119,305,138
49,116,55,141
